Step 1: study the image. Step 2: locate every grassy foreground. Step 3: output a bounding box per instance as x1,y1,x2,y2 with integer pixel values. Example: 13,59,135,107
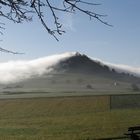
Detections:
0,96,140,140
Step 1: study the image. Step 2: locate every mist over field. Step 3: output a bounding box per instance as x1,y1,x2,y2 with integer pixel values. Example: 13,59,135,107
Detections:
0,52,140,84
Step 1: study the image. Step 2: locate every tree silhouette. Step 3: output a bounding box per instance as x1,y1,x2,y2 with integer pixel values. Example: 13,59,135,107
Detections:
86,84,93,89
0,0,111,53
131,83,139,92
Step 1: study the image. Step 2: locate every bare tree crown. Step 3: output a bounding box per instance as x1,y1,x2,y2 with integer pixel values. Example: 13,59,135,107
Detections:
0,0,111,53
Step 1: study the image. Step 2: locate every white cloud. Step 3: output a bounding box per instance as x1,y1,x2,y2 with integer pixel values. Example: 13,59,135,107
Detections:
0,52,75,84
105,62,140,77
90,57,140,77
0,52,140,84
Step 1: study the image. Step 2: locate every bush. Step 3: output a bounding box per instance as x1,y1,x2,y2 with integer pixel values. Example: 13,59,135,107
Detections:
86,84,93,89
131,83,139,92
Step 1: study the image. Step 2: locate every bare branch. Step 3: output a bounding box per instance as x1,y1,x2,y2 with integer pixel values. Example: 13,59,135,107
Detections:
64,0,112,26
0,0,112,52
0,47,24,54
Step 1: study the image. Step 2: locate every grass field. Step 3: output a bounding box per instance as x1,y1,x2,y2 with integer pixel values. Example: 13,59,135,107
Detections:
0,96,140,140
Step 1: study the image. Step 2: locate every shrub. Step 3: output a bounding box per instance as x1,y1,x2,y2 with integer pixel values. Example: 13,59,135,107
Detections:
131,83,139,92
86,84,93,89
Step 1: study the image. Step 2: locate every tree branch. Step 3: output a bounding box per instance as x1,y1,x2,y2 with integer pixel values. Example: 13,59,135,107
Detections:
0,0,112,52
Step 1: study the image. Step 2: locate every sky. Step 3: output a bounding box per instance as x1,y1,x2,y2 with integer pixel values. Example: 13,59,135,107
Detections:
0,0,140,67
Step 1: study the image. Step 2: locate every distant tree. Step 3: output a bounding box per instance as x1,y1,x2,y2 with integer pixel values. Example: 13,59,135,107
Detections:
86,84,93,89
131,83,139,92
0,0,111,53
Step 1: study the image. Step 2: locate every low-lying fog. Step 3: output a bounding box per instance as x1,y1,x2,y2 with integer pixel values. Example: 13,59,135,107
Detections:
0,52,140,84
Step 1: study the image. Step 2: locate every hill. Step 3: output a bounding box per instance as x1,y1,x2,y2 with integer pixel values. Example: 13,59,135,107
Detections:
0,52,140,98
54,52,140,82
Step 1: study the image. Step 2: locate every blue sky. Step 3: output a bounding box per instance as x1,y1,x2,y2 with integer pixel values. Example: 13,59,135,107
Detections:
0,0,140,67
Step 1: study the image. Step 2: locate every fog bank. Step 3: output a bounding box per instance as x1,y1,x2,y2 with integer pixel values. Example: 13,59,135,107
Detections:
0,52,140,84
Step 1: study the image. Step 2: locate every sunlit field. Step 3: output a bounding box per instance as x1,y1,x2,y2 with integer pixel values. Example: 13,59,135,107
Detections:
0,95,140,140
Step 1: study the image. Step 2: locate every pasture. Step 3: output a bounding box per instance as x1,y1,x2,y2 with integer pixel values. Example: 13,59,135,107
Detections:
0,95,140,140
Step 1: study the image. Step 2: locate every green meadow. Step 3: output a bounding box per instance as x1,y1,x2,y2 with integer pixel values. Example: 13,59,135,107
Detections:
0,95,140,140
